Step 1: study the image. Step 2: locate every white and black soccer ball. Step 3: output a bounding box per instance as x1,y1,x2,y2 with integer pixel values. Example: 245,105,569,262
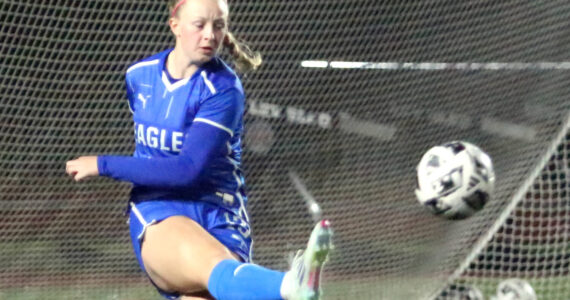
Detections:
492,278,537,300
415,141,495,220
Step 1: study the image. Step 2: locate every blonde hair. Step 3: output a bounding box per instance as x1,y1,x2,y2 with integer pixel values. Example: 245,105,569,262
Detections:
167,0,262,73
222,32,262,73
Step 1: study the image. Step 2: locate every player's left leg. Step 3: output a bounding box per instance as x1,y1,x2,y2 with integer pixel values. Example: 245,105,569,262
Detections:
130,200,286,300
130,200,333,300
140,215,238,294
207,219,334,300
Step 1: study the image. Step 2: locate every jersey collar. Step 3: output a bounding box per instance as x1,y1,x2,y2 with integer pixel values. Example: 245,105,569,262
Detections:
161,49,195,92
161,71,191,92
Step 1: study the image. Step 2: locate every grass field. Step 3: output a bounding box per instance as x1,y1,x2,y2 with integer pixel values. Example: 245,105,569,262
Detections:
0,285,157,300
2,276,569,300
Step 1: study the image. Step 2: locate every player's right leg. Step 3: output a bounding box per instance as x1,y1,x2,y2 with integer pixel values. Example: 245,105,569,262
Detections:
281,220,334,300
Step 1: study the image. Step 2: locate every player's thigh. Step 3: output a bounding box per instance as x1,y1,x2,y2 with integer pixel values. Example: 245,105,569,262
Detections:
141,215,238,294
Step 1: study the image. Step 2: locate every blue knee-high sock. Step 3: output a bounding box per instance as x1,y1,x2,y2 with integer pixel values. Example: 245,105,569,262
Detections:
207,259,285,300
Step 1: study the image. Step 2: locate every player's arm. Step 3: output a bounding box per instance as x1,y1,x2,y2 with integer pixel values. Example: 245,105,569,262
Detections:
125,72,136,114
66,88,243,187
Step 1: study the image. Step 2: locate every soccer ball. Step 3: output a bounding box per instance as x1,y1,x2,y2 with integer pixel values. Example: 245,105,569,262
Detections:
493,278,537,300
491,278,537,300
415,141,495,220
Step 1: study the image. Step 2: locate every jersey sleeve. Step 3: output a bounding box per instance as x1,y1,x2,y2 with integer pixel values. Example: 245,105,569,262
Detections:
96,88,243,187
193,87,244,136
125,73,135,114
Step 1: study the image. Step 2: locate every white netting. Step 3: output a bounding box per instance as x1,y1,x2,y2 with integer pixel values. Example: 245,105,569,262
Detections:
0,1,569,299
436,119,569,300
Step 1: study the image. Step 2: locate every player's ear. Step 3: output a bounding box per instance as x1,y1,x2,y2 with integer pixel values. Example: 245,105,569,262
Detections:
169,17,180,37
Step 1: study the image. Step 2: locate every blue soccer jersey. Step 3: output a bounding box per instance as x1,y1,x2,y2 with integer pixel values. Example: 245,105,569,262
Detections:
97,49,248,216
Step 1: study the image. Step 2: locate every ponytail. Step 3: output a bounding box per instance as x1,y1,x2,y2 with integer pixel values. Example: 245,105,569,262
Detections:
223,32,262,73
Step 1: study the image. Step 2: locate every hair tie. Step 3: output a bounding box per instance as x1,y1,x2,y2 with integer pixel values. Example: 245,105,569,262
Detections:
171,0,187,17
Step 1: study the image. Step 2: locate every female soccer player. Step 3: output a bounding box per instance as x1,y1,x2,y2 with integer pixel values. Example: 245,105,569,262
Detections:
65,0,332,299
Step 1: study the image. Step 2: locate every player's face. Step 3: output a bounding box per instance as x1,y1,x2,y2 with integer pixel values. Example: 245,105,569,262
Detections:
172,0,228,65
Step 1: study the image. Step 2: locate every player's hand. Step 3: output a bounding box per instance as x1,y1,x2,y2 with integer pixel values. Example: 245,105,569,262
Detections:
66,156,99,181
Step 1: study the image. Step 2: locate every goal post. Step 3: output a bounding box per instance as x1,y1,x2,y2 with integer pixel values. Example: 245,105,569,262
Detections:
435,114,570,299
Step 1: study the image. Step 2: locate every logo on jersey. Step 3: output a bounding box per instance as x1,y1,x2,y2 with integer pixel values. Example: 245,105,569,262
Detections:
134,122,183,152
137,93,149,109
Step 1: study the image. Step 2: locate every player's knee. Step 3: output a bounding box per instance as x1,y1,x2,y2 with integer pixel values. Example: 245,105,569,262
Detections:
170,244,231,287
181,243,236,277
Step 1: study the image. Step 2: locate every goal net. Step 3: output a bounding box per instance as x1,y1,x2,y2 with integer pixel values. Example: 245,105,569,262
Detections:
0,1,568,299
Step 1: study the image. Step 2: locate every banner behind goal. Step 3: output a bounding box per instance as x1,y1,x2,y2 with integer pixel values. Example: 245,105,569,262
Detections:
1,1,569,299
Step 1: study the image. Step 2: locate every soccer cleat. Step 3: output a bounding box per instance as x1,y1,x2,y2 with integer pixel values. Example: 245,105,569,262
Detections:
289,219,333,300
